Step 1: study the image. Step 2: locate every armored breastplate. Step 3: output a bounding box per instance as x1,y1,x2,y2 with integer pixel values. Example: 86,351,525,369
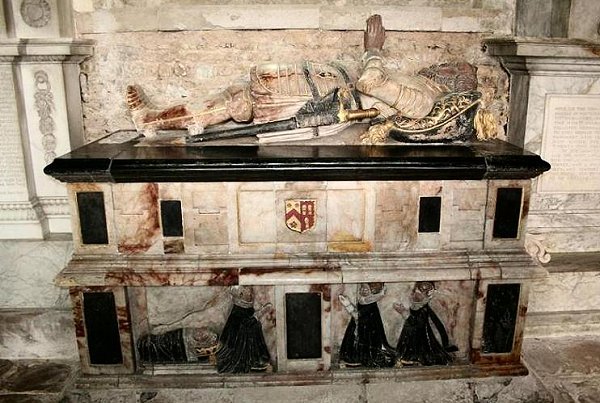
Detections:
250,61,355,123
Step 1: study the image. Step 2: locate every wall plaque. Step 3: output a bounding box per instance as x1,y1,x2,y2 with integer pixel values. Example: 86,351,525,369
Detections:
539,94,600,193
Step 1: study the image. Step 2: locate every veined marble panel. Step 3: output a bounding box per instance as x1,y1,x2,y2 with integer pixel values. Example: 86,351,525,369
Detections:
0,240,72,309
145,285,277,369
529,271,600,313
0,308,77,359
331,280,474,367
113,183,162,254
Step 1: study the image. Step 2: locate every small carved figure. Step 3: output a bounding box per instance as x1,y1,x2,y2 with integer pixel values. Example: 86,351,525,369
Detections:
395,281,458,366
126,15,494,143
137,326,218,364
217,285,272,373
339,282,396,368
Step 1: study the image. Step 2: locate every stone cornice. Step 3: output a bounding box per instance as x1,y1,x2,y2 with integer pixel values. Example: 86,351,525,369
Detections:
483,37,600,75
0,38,94,63
56,250,546,287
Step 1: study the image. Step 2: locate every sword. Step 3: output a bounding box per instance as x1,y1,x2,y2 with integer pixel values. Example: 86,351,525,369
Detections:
186,88,379,143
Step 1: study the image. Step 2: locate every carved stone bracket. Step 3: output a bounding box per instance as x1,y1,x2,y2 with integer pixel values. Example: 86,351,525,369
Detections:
525,232,551,264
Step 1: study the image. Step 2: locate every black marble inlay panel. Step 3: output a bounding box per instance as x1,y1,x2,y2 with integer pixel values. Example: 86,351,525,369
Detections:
285,293,322,359
482,283,521,354
493,188,523,239
418,196,442,233
76,192,109,245
83,292,123,365
160,200,183,237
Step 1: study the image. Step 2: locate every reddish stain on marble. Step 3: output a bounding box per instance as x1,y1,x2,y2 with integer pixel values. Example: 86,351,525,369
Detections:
142,105,192,130
207,269,239,286
324,346,332,354
118,183,160,254
309,284,331,302
117,306,130,333
69,290,86,338
519,305,528,317
241,265,340,278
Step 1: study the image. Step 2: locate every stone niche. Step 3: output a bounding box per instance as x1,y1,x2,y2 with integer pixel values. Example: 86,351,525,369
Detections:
46,136,549,384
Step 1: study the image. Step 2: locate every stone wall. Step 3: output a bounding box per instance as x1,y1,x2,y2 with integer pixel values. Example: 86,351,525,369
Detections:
0,240,77,359
72,0,514,141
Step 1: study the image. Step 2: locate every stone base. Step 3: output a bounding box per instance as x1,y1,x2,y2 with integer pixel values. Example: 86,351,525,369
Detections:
2,337,599,402
73,362,529,390
64,365,544,403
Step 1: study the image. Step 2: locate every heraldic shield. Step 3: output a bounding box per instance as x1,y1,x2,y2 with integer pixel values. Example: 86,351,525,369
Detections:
285,199,316,233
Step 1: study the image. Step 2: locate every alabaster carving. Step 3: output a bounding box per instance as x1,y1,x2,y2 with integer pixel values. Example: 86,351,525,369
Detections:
525,232,552,264
126,15,495,144
339,282,396,368
20,0,51,28
395,281,457,366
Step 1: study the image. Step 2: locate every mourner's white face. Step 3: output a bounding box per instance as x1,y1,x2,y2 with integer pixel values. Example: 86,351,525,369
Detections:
411,282,435,303
238,286,254,303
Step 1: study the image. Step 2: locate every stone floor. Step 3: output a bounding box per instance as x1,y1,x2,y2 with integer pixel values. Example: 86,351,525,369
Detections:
1,336,599,403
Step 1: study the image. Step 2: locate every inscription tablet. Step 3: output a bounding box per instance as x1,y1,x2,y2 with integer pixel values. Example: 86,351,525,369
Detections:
539,95,600,193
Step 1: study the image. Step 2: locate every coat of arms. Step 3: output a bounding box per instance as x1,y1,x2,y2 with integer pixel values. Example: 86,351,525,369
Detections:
285,199,316,233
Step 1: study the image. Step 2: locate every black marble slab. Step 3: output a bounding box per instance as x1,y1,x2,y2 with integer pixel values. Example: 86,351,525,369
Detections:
44,132,550,183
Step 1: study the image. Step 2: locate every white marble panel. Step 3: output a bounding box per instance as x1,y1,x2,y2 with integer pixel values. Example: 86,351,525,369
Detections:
8,0,61,38
237,190,276,244
190,184,227,212
193,214,228,246
275,189,327,245
326,189,366,248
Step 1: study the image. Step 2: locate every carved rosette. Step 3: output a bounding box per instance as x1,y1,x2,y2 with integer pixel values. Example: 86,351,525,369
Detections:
20,0,51,28
33,70,56,164
525,232,551,264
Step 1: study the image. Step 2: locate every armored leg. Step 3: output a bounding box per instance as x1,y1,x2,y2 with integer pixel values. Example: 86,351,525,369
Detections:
126,84,253,137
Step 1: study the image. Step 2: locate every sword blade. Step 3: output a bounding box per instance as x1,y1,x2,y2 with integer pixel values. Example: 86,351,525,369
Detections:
186,118,298,143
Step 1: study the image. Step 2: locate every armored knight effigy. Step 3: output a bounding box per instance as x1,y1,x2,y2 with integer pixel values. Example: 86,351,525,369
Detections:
45,16,549,384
